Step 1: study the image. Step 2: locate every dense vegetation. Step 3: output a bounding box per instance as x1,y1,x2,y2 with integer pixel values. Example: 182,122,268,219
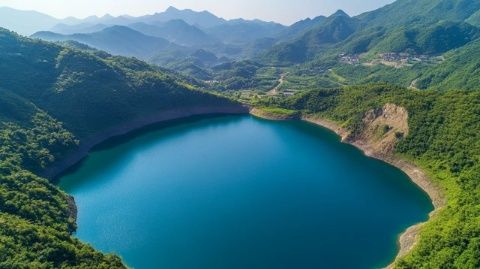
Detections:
369,21,479,55
0,109,125,268
257,84,480,268
416,38,480,90
0,28,242,267
2,0,480,268
263,10,359,65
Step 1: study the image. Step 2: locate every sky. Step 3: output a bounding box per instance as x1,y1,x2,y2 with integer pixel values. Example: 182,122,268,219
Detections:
0,0,395,25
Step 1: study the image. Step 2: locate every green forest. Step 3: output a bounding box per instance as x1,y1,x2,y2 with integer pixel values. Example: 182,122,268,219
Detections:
0,28,242,268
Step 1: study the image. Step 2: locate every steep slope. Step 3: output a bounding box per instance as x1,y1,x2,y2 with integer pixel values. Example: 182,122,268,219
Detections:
3,28,242,138
357,0,480,28
275,15,327,42
416,38,480,90
370,21,480,54
264,10,359,65
0,28,246,267
261,0,480,65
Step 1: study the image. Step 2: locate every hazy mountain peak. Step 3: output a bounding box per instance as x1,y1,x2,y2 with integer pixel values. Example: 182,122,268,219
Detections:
101,14,114,19
331,9,350,17
166,6,179,12
85,15,100,20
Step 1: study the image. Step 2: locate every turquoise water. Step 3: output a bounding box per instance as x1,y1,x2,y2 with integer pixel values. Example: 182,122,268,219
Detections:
60,115,433,269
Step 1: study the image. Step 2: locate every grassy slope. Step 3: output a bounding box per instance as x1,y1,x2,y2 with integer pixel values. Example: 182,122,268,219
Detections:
257,84,480,268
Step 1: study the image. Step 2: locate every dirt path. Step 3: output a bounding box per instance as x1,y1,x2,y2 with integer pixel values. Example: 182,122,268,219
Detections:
409,79,418,90
266,73,287,96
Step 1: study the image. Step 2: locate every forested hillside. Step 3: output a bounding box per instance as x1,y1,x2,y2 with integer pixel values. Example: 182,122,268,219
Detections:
228,0,480,93
257,85,480,268
0,28,245,267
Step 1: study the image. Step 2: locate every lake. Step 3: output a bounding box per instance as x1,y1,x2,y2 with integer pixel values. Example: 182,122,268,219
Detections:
59,115,433,269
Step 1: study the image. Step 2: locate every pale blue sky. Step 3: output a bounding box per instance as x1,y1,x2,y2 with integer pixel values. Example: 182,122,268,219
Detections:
0,0,395,25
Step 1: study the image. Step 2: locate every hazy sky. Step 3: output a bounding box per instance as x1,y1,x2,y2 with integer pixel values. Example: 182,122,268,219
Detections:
0,0,395,25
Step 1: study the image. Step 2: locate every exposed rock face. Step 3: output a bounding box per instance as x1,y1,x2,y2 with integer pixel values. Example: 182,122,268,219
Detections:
66,195,78,232
303,104,445,268
351,103,409,155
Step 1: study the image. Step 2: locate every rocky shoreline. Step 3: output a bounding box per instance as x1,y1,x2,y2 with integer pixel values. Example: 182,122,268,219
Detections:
302,116,445,267
252,110,446,268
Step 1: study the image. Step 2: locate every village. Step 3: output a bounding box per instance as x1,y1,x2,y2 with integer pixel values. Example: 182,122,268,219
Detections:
339,52,443,68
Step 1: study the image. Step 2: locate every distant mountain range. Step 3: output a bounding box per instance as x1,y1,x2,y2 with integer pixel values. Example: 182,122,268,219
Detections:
32,26,185,61
6,0,480,90
2,5,290,68
0,6,285,37
13,6,285,75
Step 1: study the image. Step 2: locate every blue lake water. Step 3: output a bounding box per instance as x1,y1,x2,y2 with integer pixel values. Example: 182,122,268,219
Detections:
60,115,433,269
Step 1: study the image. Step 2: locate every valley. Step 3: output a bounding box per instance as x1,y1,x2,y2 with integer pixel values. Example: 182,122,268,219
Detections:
0,0,480,268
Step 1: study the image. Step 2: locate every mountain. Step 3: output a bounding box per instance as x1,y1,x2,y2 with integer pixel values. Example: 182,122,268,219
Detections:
261,0,480,66
0,6,59,35
415,38,480,90
276,15,327,42
370,21,480,55
50,22,109,34
357,0,480,28
129,20,218,47
138,6,226,28
0,27,244,267
61,14,133,27
301,10,358,44
32,26,185,61
51,6,226,31
45,6,285,46
264,10,359,64
338,0,480,55
32,25,243,75
204,19,286,45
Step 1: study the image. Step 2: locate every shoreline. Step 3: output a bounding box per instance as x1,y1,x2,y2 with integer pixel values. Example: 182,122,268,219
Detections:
252,111,445,268
249,107,300,121
44,105,249,180
48,105,444,268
